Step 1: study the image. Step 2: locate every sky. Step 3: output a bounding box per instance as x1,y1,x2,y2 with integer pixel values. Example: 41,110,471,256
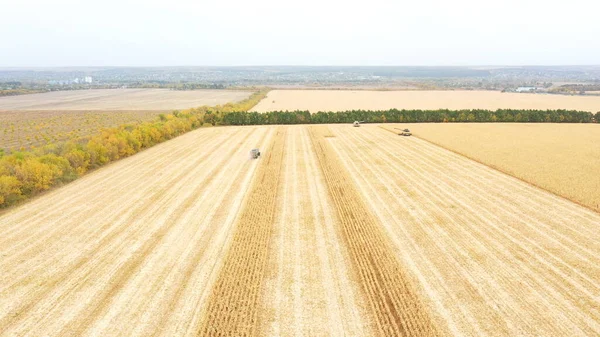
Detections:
1,0,599,67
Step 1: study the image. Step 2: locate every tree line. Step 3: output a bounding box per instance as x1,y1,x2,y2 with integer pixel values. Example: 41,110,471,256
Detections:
0,88,47,97
222,109,598,125
132,82,227,90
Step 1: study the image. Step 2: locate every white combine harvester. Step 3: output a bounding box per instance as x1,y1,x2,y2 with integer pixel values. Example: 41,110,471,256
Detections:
353,120,364,127
250,148,261,159
394,128,412,136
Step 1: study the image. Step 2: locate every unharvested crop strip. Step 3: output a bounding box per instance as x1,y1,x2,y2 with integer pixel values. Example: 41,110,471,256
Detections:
308,126,439,337
199,127,286,336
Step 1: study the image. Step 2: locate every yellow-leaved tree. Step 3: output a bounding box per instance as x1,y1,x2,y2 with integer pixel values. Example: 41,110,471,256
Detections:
0,175,22,206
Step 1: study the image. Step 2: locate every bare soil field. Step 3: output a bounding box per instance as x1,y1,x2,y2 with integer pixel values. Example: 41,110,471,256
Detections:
0,110,163,151
252,90,600,112
1,124,599,336
0,89,250,110
388,123,600,212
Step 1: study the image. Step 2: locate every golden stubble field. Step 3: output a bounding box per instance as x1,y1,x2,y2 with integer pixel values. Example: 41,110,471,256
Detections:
0,89,251,110
386,123,600,212
252,90,600,112
1,124,599,336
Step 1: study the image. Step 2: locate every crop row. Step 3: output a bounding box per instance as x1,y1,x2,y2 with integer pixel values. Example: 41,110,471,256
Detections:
308,126,438,336
199,128,286,336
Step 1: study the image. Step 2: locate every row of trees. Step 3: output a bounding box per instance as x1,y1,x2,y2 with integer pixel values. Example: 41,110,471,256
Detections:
0,89,270,208
132,82,227,90
0,112,200,207
0,88,47,97
222,109,598,125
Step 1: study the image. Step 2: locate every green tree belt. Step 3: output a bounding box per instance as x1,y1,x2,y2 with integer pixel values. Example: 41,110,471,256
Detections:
222,109,595,125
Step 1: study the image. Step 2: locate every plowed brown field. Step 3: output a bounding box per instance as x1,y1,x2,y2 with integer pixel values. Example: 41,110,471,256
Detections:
1,124,599,336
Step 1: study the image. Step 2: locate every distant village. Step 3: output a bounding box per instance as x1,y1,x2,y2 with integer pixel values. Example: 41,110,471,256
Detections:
48,76,93,86
1,66,599,96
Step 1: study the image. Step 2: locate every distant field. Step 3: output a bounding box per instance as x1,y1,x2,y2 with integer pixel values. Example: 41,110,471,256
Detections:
0,89,251,110
252,90,600,112
0,89,251,151
0,110,163,151
383,123,600,212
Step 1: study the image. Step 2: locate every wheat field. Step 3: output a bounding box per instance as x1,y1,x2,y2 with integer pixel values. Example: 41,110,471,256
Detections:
1,124,599,336
384,123,600,212
252,90,600,112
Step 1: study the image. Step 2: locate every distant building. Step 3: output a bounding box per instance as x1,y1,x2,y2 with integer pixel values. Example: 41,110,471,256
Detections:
516,86,537,92
84,76,93,84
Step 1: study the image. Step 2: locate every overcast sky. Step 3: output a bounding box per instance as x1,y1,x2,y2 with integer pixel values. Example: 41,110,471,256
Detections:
1,0,598,67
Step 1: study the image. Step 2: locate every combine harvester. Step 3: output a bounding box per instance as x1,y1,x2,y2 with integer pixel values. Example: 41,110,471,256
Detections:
353,120,364,127
394,128,412,136
249,148,261,159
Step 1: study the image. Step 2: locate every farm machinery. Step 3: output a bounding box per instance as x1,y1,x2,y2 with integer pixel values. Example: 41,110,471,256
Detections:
353,121,364,127
250,148,261,159
395,128,412,136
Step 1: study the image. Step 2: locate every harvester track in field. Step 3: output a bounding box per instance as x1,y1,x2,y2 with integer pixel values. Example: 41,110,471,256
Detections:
258,126,372,336
199,127,286,336
329,124,600,336
308,126,439,337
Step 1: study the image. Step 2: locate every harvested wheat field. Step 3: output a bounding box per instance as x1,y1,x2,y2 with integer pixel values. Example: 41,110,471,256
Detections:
252,89,600,112
1,124,599,336
0,89,250,110
388,123,600,212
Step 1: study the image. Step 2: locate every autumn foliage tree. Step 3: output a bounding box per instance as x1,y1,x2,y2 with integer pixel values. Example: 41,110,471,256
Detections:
0,175,21,205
